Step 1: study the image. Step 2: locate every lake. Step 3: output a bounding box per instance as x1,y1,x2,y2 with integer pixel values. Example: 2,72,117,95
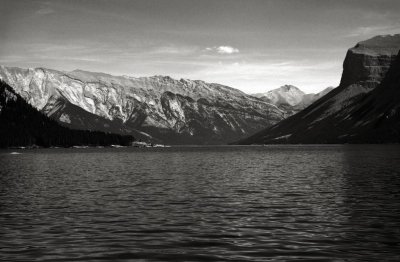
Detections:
1,145,400,261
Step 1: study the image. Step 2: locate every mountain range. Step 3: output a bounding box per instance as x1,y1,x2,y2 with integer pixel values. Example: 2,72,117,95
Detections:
1,34,400,146
0,67,285,145
238,34,400,144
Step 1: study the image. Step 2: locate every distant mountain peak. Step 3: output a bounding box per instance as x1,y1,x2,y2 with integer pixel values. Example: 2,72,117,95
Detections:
252,85,308,108
280,85,301,92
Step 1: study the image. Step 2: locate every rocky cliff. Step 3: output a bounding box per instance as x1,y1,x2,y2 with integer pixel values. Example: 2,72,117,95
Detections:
0,67,284,144
340,34,400,89
238,34,400,144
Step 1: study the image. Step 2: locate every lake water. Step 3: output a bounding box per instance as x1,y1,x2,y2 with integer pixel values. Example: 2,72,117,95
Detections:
1,145,400,261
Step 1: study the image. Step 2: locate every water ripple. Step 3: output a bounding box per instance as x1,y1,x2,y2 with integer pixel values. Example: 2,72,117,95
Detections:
1,145,400,261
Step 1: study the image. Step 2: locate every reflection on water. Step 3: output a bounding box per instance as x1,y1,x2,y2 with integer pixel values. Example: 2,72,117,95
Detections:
1,145,400,261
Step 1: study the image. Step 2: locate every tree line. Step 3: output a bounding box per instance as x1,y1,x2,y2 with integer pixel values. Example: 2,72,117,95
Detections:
0,81,134,148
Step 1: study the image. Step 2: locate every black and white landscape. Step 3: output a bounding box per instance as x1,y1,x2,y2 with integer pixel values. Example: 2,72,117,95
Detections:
239,35,400,144
1,1,400,261
0,66,285,145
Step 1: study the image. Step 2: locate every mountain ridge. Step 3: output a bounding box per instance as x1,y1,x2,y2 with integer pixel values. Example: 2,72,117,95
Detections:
0,66,285,144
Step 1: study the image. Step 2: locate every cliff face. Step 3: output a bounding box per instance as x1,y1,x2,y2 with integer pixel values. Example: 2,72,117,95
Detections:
238,34,400,144
344,51,400,142
0,67,284,144
340,35,400,89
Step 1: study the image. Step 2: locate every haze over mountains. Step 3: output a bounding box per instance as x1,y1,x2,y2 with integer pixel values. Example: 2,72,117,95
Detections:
239,34,400,144
0,67,285,144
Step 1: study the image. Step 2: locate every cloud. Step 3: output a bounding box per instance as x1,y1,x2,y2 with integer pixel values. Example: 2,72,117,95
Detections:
148,46,198,55
190,60,341,93
36,7,55,15
35,1,55,16
205,46,239,54
344,23,400,38
217,46,239,54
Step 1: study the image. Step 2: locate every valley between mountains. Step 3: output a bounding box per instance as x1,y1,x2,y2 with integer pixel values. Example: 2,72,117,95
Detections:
1,34,400,146
0,67,286,145
238,34,400,144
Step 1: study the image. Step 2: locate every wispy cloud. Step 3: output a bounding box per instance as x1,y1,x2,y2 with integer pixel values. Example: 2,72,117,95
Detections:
36,7,55,16
34,1,56,16
189,60,341,93
344,23,400,38
205,46,239,54
147,45,198,55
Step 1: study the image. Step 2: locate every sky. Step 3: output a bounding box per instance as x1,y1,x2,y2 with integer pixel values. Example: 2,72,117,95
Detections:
0,0,399,93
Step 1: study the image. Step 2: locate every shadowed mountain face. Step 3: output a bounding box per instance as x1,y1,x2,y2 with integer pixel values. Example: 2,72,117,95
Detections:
238,34,400,144
252,85,335,116
0,81,133,148
0,67,284,144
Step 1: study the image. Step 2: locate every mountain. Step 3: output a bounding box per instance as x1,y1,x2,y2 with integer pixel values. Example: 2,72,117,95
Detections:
0,81,133,148
238,34,400,144
0,67,285,145
252,85,306,106
300,87,335,107
252,85,335,115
